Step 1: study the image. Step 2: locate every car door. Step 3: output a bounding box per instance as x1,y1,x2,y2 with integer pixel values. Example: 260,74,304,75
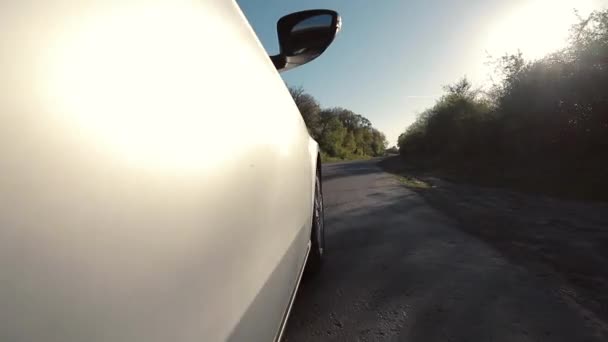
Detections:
0,0,314,341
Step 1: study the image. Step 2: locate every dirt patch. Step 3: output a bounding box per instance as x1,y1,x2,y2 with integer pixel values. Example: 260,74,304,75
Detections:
380,156,608,335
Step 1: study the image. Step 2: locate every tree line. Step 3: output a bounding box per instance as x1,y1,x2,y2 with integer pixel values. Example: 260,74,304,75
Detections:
397,9,608,197
290,87,387,161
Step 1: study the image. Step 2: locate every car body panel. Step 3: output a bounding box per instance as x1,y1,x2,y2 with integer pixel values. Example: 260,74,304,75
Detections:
0,0,317,341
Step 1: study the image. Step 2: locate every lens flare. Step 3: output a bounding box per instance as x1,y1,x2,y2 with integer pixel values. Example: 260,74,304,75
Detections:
484,0,597,61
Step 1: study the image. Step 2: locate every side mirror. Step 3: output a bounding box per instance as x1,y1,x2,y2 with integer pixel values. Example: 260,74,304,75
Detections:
270,10,341,72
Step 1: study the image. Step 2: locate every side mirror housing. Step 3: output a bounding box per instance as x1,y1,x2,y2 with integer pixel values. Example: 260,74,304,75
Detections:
270,10,341,72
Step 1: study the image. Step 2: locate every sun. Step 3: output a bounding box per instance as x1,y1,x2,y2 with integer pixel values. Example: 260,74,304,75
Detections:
483,0,599,61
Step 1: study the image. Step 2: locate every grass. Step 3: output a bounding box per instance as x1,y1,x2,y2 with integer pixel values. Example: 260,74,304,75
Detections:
397,175,432,189
321,153,373,164
321,155,346,163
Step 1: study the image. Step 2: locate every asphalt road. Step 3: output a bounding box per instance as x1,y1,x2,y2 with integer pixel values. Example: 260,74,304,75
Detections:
283,159,603,342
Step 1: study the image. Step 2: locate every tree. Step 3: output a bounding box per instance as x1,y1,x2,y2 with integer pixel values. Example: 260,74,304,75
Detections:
288,87,389,160
318,115,347,157
398,9,608,167
289,86,322,139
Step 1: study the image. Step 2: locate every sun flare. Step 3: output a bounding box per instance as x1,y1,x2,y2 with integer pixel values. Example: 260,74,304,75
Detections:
484,0,599,61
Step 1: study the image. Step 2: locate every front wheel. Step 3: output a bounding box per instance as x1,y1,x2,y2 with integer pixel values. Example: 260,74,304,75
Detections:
306,171,325,274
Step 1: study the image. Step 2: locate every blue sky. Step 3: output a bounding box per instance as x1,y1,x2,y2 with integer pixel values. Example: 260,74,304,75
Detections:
237,0,605,145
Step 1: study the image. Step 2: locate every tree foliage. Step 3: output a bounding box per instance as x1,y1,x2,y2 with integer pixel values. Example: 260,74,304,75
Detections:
289,87,387,159
398,9,608,165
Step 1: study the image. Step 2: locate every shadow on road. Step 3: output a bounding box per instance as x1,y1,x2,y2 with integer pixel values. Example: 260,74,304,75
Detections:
284,159,607,341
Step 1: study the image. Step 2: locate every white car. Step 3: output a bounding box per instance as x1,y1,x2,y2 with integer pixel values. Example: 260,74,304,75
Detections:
0,1,340,341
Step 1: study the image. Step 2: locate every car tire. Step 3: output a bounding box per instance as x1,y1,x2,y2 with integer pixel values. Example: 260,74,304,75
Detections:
306,171,325,274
